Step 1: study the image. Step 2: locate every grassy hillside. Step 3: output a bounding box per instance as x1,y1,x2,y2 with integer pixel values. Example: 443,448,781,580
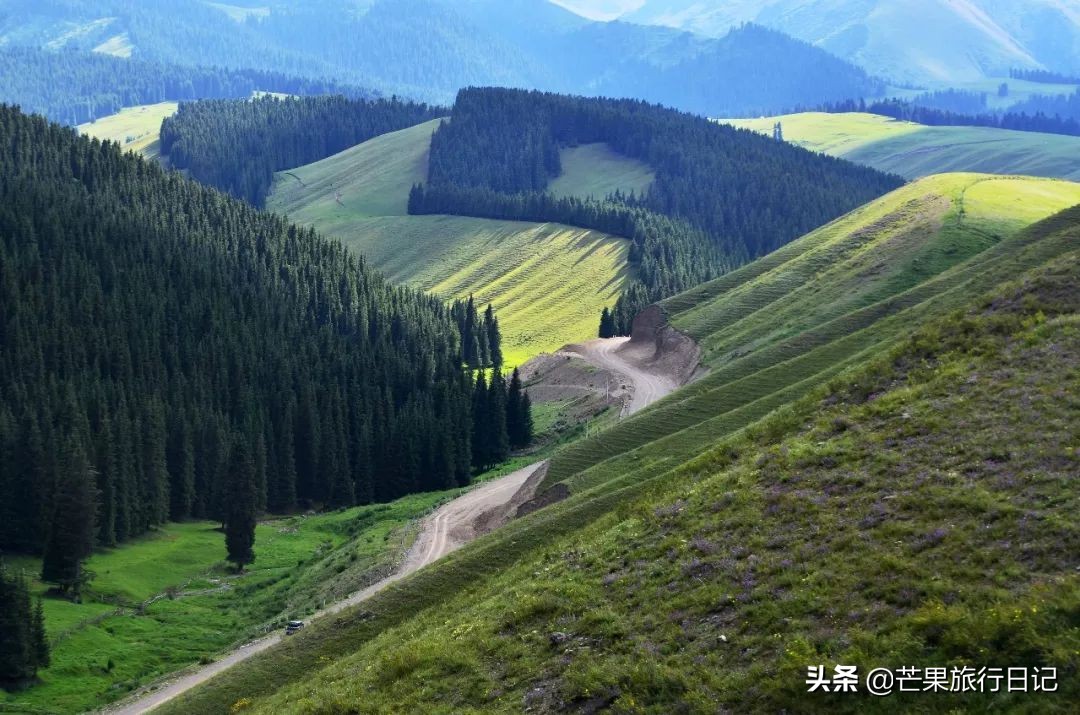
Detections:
256,250,1080,714
268,118,440,219
267,120,638,367
160,203,1080,714
330,216,631,368
548,142,655,199
76,101,178,158
91,31,133,57
157,174,1080,714
538,174,1080,496
726,112,1080,182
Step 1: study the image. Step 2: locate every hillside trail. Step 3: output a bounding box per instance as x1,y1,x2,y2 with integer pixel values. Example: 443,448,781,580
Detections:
106,337,677,714
566,336,679,415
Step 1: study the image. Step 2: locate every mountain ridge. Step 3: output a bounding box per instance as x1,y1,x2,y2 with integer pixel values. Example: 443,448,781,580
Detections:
613,0,1080,84
0,0,884,116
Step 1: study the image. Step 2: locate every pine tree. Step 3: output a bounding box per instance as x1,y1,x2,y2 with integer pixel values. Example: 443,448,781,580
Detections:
41,439,97,598
463,296,479,367
167,411,195,521
599,307,616,338
520,392,534,446
506,368,531,449
224,438,257,571
0,563,47,685
0,563,28,683
487,371,510,465
471,370,490,471
484,304,503,369
32,598,48,671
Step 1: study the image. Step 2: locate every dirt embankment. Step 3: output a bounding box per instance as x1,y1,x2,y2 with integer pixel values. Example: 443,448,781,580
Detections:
626,304,704,385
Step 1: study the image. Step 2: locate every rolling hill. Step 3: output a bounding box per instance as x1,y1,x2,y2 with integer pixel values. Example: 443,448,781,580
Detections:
726,112,1080,182
155,172,1080,713
615,0,1080,85
187,237,1080,714
539,173,1080,495
266,119,642,367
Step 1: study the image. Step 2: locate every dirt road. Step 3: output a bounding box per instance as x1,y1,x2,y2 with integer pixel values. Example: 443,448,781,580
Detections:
108,338,680,714
106,464,541,715
568,337,678,415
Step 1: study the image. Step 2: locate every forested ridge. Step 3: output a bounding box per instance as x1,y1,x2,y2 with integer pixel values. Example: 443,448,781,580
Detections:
0,106,521,567
160,95,443,206
817,95,1080,137
412,88,903,331
0,47,372,127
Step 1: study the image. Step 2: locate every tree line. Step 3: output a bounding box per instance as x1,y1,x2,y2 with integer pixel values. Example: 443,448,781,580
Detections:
1008,89,1080,124
0,46,372,127
1009,68,1080,85
160,94,444,206
817,97,1080,137
415,87,902,333
0,106,530,587
0,562,49,688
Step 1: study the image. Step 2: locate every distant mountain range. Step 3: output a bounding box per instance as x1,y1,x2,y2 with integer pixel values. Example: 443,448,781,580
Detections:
560,0,1080,85
0,0,884,116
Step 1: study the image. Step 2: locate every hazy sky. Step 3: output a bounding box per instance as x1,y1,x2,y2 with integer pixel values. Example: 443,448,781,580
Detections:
549,0,644,21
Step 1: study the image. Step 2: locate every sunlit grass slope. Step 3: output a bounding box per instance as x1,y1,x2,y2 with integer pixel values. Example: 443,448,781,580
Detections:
726,112,1080,182
548,142,655,199
538,174,1080,495
269,118,441,219
161,213,1080,714
77,101,178,159
337,216,631,367
267,121,634,367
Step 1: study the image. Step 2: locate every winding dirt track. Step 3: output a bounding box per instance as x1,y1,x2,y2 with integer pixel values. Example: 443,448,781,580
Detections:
568,337,678,415
108,338,676,714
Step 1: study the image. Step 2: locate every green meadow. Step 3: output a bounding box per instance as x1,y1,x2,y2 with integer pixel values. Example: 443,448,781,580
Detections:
548,142,654,199
1,491,461,714
726,112,1080,181
77,102,178,159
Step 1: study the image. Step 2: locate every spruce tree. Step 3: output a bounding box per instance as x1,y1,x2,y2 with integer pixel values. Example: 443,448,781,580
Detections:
0,563,46,685
224,438,257,571
32,597,48,671
506,368,529,448
0,563,28,683
471,370,490,471
166,411,195,521
520,392,534,446
484,304,503,369
599,307,616,338
487,371,510,465
463,296,479,367
41,439,97,598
